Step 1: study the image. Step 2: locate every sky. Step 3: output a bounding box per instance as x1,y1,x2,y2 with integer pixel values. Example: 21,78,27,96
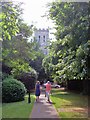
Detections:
12,0,55,39
6,0,89,39
12,0,89,40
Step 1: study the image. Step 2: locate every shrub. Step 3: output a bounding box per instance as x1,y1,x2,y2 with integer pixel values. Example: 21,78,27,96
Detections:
18,72,37,91
2,72,8,80
2,77,26,103
2,73,12,80
2,63,12,74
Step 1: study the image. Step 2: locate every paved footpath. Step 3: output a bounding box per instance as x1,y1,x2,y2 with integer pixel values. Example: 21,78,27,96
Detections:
30,92,60,119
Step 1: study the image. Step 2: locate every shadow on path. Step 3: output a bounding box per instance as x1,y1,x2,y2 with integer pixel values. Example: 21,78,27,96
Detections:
30,93,60,119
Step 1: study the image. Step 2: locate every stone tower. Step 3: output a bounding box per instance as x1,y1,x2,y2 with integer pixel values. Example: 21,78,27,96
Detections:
34,28,49,55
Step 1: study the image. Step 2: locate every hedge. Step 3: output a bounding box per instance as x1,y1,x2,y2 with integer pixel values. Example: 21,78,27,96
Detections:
2,77,26,103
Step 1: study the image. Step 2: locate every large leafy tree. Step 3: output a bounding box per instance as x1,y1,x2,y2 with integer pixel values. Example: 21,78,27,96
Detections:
43,2,89,82
1,1,38,79
2,23,36,77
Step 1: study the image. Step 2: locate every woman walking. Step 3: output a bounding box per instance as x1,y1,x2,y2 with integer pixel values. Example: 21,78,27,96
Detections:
35,81,40,102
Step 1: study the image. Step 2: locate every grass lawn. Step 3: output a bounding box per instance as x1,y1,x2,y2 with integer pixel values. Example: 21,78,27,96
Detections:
51,88,88,119
2,94,35,118
0,103,2,120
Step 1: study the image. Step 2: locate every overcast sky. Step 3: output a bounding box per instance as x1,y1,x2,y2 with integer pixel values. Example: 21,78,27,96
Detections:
13,0,54,28
12,0,55,39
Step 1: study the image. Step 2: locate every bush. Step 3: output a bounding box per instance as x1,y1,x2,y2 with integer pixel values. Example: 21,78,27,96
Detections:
2,63,12,74
18,72,37,91
2,77,26,103
2,73,12,80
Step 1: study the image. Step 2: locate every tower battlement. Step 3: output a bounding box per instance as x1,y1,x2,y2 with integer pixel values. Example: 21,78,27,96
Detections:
37,28,49,32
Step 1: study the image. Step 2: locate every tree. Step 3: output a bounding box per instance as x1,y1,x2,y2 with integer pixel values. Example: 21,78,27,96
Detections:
43,2,89,84
2,1,38,80
0,1,22,41
29,41,47,81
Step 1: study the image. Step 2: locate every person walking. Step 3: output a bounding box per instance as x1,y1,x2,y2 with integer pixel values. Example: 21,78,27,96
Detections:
35,81,40,102
45,81,51,103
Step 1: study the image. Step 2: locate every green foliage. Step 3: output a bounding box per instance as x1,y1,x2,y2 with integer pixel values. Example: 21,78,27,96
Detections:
1,1,20,41
10,60,32,78
43,2,89,82
42,55,53,76
19,71,37,91
19,23,33,38
1,1,39,80
2,76,26,103
2,72,9,80
30,53,45,73
29,39,47,80
2,23,35,62
6,59,37,90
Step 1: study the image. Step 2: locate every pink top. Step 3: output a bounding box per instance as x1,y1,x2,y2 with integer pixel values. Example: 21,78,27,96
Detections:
46,83,51,91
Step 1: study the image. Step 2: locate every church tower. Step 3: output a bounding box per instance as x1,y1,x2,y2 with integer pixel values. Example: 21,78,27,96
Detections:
34,28,49,55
